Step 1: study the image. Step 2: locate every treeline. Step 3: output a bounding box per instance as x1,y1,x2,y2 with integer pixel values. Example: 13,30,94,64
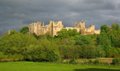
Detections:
0,24,120,62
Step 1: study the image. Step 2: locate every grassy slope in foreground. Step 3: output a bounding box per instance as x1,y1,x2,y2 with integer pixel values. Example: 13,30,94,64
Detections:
0,62,120,71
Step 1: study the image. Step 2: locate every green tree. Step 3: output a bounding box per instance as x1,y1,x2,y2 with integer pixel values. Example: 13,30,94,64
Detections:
0,32,37,58
111,24,119,31
20,27,29,34
100,25,110,33
110,24,120,47
57,29,79,38
74,35,97,58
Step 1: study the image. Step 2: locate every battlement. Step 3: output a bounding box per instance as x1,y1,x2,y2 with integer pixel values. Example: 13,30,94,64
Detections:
28,20,100,36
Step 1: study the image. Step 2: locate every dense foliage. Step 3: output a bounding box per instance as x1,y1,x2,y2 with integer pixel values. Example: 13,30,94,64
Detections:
0,24,120,62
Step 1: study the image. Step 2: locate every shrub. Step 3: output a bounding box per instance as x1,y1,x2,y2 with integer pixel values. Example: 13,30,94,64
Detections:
46,50,59,62
69,59,77,64
88,60,93,64
111,58,120,65
93,59,99,64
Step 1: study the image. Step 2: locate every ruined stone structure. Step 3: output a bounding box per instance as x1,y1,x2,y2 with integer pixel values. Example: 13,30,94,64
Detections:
28,20,100,36
28,21,63,36
65,20,100,35
74,20,100,35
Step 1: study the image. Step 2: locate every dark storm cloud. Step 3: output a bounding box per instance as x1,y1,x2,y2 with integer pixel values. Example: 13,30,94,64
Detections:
0,0,120,34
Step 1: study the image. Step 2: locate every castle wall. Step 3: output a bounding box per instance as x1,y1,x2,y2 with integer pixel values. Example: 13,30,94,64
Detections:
85,25,95,34
28,20,100,36
94,30,100,34
74,21,100,35
49,21,64,36
29,21,64,36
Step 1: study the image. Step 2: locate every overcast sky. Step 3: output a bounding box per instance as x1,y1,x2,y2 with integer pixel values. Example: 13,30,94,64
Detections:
0,0,120,34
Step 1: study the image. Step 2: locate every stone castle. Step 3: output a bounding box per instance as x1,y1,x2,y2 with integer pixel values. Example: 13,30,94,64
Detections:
28,20,100,36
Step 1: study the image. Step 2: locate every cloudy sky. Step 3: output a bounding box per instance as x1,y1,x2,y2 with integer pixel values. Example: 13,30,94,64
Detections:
0,0,120,34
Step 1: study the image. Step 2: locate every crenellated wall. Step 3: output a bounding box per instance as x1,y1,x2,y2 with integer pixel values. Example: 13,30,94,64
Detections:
28,21,63,36
28,20,100,36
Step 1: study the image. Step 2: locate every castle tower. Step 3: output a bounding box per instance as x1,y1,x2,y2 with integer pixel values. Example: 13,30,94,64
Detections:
85,24,95,34
90,24,95,32
75,20,86,34
47,21,63,36
28,21,44,35
79,20,86,29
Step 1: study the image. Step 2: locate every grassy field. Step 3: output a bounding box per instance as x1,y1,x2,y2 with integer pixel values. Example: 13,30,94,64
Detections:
0,62,120,71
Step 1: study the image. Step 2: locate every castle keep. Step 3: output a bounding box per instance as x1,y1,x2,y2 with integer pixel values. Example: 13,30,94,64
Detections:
28,20,100,36
29,21,63,36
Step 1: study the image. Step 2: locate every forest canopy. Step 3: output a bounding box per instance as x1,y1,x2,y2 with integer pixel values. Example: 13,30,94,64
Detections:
0,24,120,63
